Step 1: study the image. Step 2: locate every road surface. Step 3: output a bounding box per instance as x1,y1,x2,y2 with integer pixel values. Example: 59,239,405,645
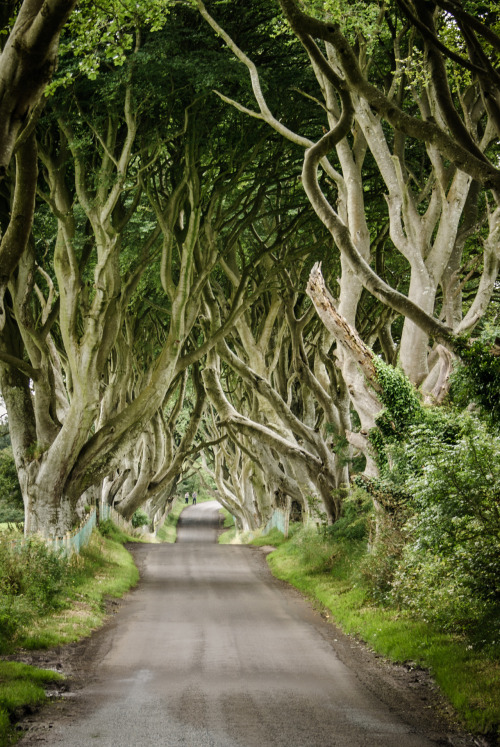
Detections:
19,501,474,746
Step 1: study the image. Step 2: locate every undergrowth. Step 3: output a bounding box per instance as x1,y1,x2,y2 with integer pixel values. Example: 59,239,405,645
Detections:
0,523,138,745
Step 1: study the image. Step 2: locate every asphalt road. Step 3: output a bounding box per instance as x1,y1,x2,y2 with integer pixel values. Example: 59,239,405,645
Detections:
19,501,475,746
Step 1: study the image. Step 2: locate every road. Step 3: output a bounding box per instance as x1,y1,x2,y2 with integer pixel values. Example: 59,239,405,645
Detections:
19,501,474,746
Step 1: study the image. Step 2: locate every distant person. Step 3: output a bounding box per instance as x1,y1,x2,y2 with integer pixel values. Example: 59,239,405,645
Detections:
192,491,197,505
184,492,189,504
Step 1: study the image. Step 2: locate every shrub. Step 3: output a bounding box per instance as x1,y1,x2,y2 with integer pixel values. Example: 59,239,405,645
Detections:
0,594,32,653
325,488,372,542
373,410,500,645
99,520,131,543
131,509,149,528
0,535,71,651
451,326,500,426
0,447,23,524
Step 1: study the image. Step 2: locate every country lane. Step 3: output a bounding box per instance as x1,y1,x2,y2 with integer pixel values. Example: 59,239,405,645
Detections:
18,501,473,747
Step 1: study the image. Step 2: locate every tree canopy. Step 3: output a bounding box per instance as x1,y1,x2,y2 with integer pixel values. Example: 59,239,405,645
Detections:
0,0,498,556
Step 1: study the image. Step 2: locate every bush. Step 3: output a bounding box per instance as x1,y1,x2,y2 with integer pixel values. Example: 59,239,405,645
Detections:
0,594,32,653
371,410,500,646
451,326,500,426
98,520,131,543
364,355,500,648
0,535,71,652
0,447,23,524
131,509,149,528
324,488,372,542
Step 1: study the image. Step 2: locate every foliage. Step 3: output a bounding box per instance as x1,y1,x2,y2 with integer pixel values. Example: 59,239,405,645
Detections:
324,487,372,542
373,357,422,436
366,405,500,650
0,524,139,654
0,424,9,450
131,509,150,528
301,0,382,50
249,527,287,548
368,358,424,476
221,508,234,528
0,531,137,744
0,536,70,652
19,530,138,651
451,327,500,426
0,447,23,524
51,0,173,88
388,415,500,643
98,520,134,544
354,355,500,649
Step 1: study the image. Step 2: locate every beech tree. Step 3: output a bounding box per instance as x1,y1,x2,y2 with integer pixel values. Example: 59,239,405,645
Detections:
0,7,282,535
196,0,499,479
2,0,498,536
194,185,368,527
0,0,79,335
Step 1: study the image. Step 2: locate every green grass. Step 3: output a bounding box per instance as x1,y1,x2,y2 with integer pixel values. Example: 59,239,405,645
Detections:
217,509,236,544
0,662,63,746
250,527,287,547
0,525,139,745
17,529,138,650
98,519,140,544
219,524,288,546
156,498,186,543
220,508,234,529
218,526,237,544
0,525,21,534
263,524,500,739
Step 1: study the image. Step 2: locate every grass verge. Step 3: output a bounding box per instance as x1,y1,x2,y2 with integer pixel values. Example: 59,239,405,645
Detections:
0,524,139,745
17,529,138,650
156,498,186,543
0,662,63,747
217,509,236,544
257,524,500,739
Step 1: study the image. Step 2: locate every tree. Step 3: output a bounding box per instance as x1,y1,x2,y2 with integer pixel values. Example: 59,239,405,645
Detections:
195,0,499,477
1,5,301,534
0,0,78,331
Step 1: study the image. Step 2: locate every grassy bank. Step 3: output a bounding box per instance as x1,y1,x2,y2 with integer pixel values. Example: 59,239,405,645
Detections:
254,524,499,739
217,509,236,544
18,529,139,650
0,524,139,746
0,662,64,746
